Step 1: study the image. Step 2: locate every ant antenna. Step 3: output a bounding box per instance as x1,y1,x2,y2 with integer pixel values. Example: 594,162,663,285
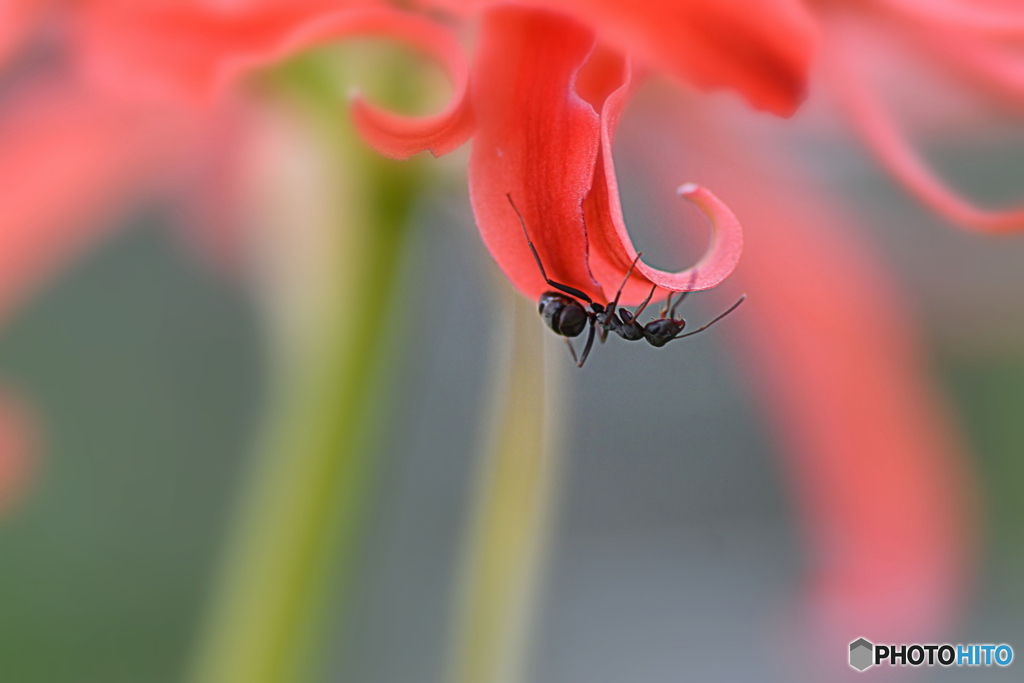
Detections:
506,193,593,304
674,295,746,339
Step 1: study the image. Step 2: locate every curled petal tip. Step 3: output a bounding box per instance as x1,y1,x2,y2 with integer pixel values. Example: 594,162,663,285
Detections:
342,9,474,159
676,182,699,196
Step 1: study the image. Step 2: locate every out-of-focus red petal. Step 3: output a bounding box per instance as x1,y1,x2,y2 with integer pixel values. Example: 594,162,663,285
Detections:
77,1,368,99
871,0,1024,37
584,58,743,306
468,6,602,301
0,391,37,515
737,196,972,658
421,0,818,116
0,0,44,67
828,31,1024,233
78,2,475,156
0,83,192,324
634,94,973,667
916,31,1024,110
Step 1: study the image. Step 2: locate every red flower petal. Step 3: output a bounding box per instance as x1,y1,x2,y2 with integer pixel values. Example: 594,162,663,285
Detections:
914,29,1024,108
739,193,973,652
347,13,473,159
421,0,818,116
584,57,743,305
468,6,602,301
872,0,1024,37
828,29,1024,233
80,4,473,156
0,0,45,68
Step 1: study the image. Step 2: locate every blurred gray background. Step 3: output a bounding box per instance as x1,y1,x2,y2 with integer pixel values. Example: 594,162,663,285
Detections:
2,121,1024,683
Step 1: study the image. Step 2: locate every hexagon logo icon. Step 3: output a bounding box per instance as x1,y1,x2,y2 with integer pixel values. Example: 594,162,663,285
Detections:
850,638,874,671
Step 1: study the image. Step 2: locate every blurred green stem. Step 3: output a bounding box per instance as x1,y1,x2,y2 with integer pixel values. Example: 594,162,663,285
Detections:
186,59,421,683
449,288,566,683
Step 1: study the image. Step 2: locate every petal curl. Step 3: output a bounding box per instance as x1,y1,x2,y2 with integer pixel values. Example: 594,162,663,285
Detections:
468,6,602,301
584,58,743,306
347,14,473,158
829,30,1024,233
421,0,818,116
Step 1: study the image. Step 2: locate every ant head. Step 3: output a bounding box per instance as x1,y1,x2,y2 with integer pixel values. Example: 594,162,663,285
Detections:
539,292,588,338
643,317,685,348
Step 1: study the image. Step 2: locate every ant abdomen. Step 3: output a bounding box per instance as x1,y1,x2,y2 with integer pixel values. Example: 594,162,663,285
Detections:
539,292,588,337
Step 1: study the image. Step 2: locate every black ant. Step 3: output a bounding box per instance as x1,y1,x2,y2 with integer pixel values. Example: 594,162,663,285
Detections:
507,193,745,367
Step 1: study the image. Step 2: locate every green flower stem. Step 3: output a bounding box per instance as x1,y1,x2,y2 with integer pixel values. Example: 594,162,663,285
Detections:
187,61,423,683
449,288,566,683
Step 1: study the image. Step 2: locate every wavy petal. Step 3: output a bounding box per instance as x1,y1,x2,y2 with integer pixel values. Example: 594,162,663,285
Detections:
829,32,1024,233
468,6,602,301
421,0,818,116
583,58,743,306
347,13,473,158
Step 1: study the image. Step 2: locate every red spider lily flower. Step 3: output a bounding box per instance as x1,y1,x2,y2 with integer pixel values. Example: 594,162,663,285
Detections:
810,0,1024,233
0,0,817,503
633,90,974,674
0,0,818,346
362,1,818,305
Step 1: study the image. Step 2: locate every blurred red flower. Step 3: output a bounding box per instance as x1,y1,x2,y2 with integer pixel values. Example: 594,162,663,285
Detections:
0,4,987,679
811,0,1024,232
628,92,975,671
0,0,819,502
361,1,817,305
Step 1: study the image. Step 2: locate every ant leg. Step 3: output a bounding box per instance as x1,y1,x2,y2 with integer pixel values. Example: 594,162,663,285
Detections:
563,338,579,365
673,295,746,339
670,271,699,318
607,253,643,314
507,193,592,304
576,318,597,368
659,291,673,317
669,290,691,318
631,284,657,321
